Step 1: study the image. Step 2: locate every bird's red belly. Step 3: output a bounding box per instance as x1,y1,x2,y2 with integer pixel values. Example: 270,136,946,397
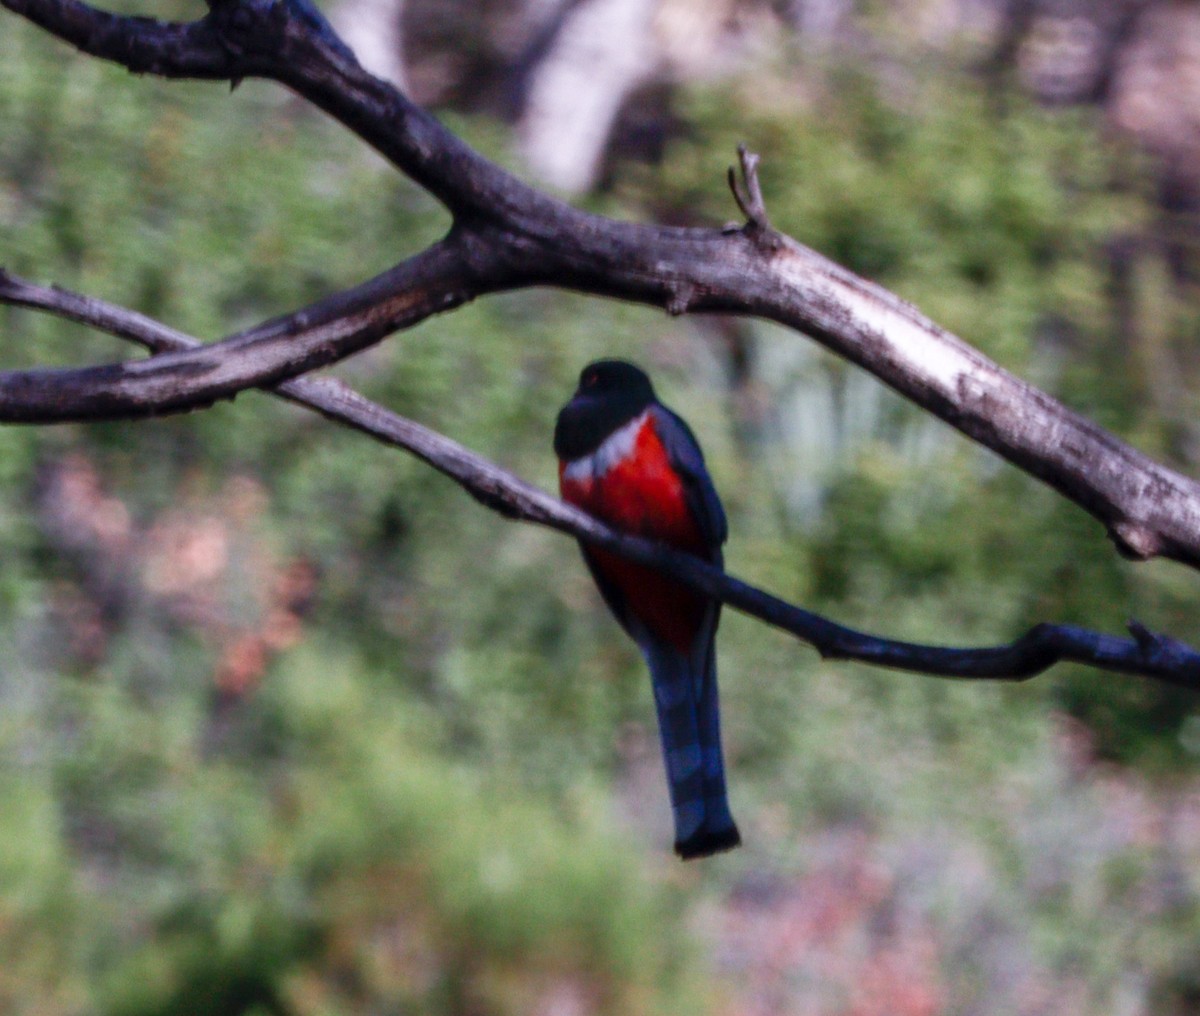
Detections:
560,417,709,652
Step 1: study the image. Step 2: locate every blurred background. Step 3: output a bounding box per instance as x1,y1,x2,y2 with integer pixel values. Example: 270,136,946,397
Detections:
3,0,1200,1012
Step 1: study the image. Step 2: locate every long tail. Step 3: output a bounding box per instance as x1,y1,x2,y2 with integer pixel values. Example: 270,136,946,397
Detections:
642,637,740,859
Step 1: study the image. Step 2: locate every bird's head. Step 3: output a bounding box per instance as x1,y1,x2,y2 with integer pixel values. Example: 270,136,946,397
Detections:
554,359,657,459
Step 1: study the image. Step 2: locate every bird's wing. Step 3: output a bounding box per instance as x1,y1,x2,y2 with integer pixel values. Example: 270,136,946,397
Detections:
650,404,728,557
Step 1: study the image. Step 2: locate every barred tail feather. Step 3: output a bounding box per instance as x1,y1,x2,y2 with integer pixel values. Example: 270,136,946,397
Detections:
641,639,740,859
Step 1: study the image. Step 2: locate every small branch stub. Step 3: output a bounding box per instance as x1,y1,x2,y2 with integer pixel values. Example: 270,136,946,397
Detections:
665,281,696,317
1110,520,1163,561
728,144,777,246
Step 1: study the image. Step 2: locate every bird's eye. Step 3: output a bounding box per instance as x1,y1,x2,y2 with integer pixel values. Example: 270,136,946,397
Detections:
583,372,597,387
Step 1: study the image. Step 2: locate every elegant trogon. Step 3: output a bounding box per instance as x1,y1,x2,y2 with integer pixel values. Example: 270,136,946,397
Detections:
555,359,740,859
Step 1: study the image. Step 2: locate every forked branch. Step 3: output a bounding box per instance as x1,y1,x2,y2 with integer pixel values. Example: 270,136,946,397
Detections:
4,0,1200,688
4,0,1200,572
4,268,1200,690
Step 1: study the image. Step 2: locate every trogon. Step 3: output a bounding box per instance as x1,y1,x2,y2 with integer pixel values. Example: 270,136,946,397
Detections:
554,359,740,859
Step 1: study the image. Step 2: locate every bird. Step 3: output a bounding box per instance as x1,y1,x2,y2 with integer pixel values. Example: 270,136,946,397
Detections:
554,359,740,859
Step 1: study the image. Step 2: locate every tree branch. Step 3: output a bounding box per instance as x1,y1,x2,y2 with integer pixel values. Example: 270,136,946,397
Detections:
4,0,1200,577
0,237,510,421
2,0,234,77
4,268,1200,691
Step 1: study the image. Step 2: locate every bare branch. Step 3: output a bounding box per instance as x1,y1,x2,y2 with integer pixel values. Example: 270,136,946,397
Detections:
5,0,1200,576
2,0,234,77
5,268,1200,691
0,239,496,421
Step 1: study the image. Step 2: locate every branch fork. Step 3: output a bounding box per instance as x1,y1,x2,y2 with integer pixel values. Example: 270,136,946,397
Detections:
727,144,779,248
5,0,1200,689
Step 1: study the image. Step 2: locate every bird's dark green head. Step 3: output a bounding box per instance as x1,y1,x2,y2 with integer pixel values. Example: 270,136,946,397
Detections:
554,359,657,459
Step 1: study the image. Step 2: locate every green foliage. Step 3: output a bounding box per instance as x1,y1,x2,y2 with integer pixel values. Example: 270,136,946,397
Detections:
0,649,694,1015
2,12,1200,1015
1,19,703,1016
